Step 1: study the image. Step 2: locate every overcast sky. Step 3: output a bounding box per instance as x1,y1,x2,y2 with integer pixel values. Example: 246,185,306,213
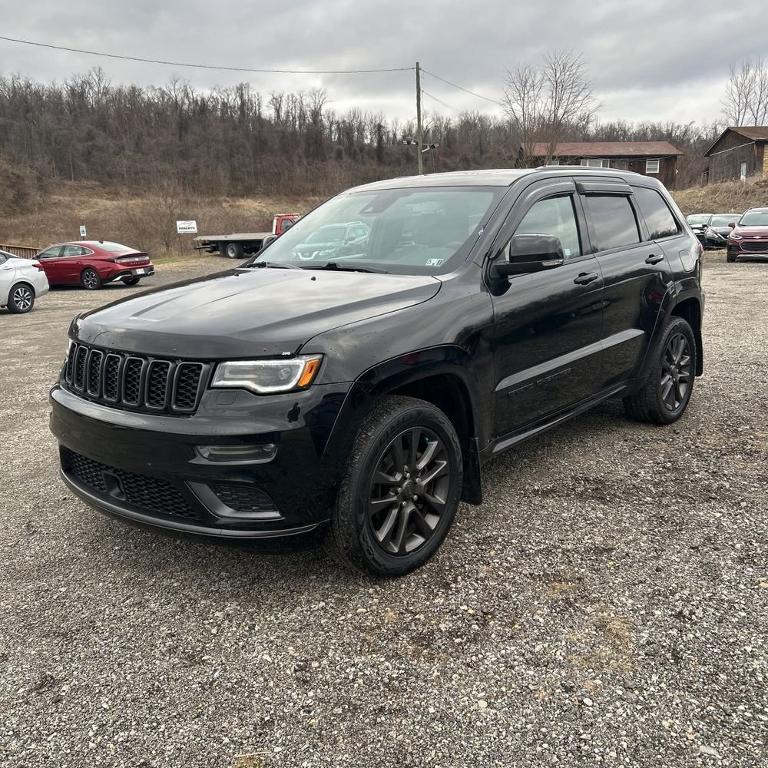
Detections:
0,0,762,127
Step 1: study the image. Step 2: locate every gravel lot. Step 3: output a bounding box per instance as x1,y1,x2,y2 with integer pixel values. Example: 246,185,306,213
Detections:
1,252,766,768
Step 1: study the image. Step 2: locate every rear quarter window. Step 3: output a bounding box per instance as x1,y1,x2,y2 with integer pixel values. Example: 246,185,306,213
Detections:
632,186,680,239
584,195,640,251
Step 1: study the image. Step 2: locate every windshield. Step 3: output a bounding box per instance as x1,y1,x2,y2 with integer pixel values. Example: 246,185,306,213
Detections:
710,215,738,227
248,186,503,274
739,210,768,227
686,214,710,225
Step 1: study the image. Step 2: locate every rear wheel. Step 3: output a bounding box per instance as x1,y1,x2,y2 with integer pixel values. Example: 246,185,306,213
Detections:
7,283,34,313
122,276,140,286
623,316,696,424
328,395,463,577
81,268,102,290
224,242,244,259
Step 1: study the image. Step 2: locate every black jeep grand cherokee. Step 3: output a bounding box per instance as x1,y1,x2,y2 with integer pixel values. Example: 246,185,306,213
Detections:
50,168,704,576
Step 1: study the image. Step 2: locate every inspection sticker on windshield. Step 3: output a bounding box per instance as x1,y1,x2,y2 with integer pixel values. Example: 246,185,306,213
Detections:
425,258,445,267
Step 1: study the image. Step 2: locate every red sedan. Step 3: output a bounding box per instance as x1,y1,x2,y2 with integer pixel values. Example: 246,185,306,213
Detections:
36,241,155,289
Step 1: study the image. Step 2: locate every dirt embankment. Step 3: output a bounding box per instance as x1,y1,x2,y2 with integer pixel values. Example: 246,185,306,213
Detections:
1,177,766,258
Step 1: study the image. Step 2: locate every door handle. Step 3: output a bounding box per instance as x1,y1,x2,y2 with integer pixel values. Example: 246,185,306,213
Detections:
573,272,599,285
645,253,665,265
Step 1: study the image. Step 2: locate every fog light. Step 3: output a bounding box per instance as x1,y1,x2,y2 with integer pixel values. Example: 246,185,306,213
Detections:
194,443,277,465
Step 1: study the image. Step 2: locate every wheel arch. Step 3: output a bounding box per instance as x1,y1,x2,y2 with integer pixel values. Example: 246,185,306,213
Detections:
11,279,36,297
324,347,485,505
670,295,704,376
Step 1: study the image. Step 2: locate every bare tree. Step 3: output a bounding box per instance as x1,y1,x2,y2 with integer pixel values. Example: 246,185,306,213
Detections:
503,64,544,164
722,58,768,125
504,51,597,165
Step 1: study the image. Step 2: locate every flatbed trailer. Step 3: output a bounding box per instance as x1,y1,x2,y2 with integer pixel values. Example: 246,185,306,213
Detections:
194,213,300,259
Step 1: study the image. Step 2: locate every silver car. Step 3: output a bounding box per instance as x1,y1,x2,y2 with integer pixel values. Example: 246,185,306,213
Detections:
0,250,50,314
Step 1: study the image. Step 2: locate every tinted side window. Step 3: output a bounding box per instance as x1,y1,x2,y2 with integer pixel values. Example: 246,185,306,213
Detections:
513,195,582,258
585,195,640,251
633,186,679,239
38,247,61,259
0,255,6,265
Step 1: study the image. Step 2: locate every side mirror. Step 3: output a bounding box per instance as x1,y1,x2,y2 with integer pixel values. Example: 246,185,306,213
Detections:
728,221,736,228
492,234,565,277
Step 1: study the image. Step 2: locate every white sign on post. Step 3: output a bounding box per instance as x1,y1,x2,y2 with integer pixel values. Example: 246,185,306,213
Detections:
79,225,87,238
176,220,198,234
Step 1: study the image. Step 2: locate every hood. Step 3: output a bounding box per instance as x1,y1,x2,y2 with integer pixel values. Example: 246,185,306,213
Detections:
73,267,442,358
731,226,768,239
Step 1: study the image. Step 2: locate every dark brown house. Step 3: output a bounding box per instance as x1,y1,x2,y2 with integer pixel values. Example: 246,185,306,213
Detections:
704,127,768,183
527,141,684,188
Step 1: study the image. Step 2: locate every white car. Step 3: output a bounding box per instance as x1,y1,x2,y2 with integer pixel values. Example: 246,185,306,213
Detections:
0,250,50,314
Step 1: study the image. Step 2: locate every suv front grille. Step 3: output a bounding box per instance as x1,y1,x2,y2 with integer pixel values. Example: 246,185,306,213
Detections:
62,343,208,415
61,448,200,522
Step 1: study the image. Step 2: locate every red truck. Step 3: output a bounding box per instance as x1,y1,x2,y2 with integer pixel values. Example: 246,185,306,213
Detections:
194,213,300,259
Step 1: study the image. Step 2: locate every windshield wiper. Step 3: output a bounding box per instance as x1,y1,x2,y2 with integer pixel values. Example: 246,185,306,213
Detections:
243,260,302,270
301,261,389,274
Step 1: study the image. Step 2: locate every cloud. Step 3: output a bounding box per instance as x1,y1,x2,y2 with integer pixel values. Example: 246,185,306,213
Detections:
0,0,761,126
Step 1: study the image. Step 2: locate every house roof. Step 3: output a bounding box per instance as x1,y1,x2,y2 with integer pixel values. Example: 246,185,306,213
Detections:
530,141,684,158
704,126,768,156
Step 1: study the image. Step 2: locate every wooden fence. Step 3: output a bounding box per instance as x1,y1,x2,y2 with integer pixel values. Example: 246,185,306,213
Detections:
0,243,40,259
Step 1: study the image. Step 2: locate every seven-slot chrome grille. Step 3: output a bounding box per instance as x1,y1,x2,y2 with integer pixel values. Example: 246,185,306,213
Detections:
63,342,208,414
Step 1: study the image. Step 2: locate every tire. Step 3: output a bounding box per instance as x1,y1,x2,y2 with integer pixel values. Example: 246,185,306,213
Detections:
122,276,140,286
223,242,244,260
328,395,463,577
81,268,102,290
726,252,736,263
623,316,696,425
7,283,35,314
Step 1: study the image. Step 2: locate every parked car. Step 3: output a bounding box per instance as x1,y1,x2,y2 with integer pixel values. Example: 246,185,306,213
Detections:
686,213,737,249
0,250,49,313
726,207,768,262
36,241,154,289
50,168,704,576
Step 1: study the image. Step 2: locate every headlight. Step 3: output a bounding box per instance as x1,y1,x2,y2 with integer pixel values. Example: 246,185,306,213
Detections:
730,233,742,240
211,355,322,394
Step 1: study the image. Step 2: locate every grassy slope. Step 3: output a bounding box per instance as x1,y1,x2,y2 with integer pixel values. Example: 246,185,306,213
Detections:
673,178,768,215
1,178,766,258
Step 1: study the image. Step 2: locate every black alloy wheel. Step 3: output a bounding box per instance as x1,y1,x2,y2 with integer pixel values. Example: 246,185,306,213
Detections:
660,332,692,414
8,284,34,313
623,316,696,424
368,426,450,556
329,395,462,576
81,268,101,290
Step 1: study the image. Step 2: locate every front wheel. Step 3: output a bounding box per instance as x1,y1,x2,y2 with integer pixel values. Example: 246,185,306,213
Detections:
7,283,35,313
80,268,102,290
726,252,736,263
623,316,696,424
328,395,463,577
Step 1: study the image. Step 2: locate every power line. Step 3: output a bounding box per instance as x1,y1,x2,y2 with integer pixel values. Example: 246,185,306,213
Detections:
421,68,503,106
422,88,460,113
0,35,414,75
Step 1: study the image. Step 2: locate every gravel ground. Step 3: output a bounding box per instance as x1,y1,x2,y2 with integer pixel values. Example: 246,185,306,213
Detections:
1,252,766,768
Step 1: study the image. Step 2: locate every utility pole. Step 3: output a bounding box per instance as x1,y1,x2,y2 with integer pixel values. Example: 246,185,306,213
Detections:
416,61,423,175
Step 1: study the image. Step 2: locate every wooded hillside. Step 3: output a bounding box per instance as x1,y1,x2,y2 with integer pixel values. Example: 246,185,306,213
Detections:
0,69,721,206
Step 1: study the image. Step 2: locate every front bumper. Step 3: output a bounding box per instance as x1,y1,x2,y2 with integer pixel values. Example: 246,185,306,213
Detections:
50,381,351,538
727,240,768,260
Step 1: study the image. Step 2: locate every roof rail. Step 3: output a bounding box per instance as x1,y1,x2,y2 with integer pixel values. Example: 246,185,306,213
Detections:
531,165,635,174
